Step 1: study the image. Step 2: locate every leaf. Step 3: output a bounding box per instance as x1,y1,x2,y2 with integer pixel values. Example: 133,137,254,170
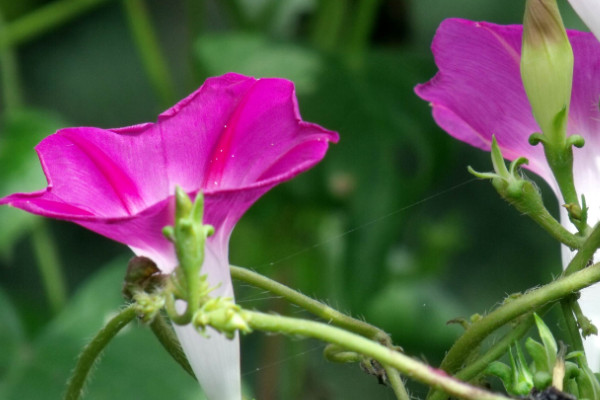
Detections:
1,257,204,399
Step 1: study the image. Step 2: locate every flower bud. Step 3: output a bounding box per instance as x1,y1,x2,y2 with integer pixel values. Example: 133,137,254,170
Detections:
521,0,573,143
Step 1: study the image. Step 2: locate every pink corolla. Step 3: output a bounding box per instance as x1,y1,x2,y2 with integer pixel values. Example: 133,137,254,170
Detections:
0,73,339,399
415,19,600,368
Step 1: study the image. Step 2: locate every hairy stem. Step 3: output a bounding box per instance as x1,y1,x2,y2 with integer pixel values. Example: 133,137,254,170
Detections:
64,305,137,400
230,265,388,342
242,310,511,400
384,364,411,400
437,262,600,376
563,222,600,276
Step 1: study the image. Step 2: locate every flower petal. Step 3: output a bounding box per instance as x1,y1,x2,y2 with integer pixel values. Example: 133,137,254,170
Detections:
568,0,600,43
414,19,553,183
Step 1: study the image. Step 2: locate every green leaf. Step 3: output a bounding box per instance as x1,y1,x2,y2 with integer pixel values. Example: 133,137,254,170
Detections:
1,258,204,399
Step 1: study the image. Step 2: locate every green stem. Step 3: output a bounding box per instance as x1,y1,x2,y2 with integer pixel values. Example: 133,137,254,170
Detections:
31,221,67,314
323,344,362,363
230,265,388,342
529,203,584,249
0,0,113,50
0,7,23,110
122,0,176,108
560,297,585,353
242,310,511,400
563,222,600,276
64,305,137,400
437,262,600,376
149,312,195,378
455,313,536,383
384,364,411,400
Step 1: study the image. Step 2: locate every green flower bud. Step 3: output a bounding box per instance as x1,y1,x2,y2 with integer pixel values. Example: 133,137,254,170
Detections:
521,0,573,143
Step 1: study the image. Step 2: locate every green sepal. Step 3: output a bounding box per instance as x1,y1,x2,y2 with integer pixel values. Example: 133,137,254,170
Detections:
193,297,252,339
525,337,547,372
533,313,557,371
575,354,600,400
533,370,552,390
514,344,534,395
567,134,585,149
162,187,217,324
485,361,513,390
564,361,581,381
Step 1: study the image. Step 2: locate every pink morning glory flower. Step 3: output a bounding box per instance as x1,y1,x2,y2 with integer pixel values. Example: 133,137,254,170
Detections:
0,73,339,399
415,19,600,369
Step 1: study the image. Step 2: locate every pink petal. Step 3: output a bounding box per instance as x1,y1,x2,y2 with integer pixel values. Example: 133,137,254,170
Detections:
0,73,338,254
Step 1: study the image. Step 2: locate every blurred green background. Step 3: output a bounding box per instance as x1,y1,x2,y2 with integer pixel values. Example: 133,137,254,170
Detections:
0,0,588,399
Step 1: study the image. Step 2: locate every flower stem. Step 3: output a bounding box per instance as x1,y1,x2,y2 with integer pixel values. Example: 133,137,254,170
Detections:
230,265,388,342
149,312,195,378
560,297,585,353
455,312,537,382
529,203,583,249
64,305,137,400
0,0,113,50
436,261,600,377
563,222,600,276
31,221,67,314
122,0,176,108
384,364,411,400
242,310,511,400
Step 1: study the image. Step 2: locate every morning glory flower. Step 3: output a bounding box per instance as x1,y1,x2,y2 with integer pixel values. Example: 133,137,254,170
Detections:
0,73,339,399
414,19,600,369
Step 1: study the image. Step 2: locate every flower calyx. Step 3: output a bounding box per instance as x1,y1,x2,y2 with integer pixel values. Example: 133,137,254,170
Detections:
469,137,542,211
486,343,535,396
163,187,215,325
192,297,252,340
